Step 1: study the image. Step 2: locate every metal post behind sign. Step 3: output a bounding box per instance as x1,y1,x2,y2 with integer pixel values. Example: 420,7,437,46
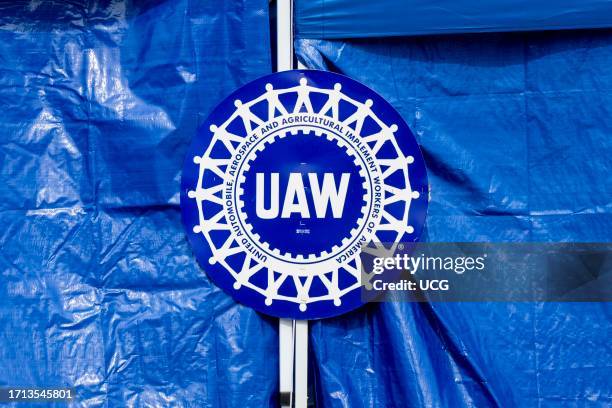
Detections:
293,319,308,407
277,1,308,407
279,319,308,408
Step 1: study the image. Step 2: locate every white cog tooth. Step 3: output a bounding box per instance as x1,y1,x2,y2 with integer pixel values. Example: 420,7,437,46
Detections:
290,129,298,135
296,255,304,261
325,133,333,141
308,254,317,261
314,130,323,136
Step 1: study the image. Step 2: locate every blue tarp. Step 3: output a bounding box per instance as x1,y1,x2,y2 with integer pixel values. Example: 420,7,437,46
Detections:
296,0,612,39
0,1,278,407
1,1,612,407
297,32,612,406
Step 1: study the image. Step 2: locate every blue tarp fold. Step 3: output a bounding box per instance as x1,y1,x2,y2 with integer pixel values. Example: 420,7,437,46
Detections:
296,0,612,39
297,32,612,406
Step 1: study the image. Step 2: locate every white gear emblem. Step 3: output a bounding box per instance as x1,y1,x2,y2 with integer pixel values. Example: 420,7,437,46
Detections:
184,73,425,316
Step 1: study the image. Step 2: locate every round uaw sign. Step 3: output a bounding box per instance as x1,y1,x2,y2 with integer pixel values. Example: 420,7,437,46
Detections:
181,70,428,319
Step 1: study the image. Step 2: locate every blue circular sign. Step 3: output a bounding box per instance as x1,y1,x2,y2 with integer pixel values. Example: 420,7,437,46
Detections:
181,70,428,319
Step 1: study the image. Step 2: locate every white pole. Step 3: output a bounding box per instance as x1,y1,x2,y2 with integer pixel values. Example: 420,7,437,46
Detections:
294,55,310,408
276,2,309,408
277,0,293,72
279,319,295,407
293,320,308,408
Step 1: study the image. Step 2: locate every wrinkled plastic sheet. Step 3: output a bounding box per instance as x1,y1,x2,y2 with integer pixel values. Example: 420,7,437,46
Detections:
2,1,612,407
297,32,612,407
296,0,612,39
0,1,277,407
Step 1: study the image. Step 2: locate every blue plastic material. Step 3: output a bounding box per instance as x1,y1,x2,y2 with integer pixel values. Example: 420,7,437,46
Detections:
297,33,612,406
296,0,612,39
2,1,612,407
0,1,278,407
